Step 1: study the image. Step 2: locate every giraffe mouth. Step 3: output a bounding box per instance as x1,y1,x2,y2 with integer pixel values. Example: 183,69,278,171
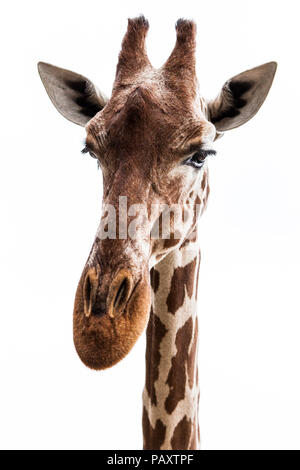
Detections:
73,268,151,370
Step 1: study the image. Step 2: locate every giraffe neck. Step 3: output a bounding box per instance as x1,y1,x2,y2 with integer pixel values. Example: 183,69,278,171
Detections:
143,230,200,450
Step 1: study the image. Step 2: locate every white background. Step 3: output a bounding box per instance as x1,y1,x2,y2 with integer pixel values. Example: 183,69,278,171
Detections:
1,0,299,450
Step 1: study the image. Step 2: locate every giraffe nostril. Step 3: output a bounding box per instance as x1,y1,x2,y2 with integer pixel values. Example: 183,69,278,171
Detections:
108,270,134,318
114,278,129,309
83,268,98,317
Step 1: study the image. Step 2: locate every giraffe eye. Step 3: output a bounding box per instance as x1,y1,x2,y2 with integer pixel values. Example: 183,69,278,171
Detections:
189,152,206,168
184,149,216,169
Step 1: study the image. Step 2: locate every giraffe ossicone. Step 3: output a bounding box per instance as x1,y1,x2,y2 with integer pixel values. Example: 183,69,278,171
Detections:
38,16,277,450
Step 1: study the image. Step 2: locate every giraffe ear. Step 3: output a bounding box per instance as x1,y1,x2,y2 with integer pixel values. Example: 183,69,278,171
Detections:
37,62,108,127
208,62,277,132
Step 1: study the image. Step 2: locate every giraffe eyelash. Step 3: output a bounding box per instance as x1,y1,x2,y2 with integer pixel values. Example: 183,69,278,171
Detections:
81,145,101,169
191,149,217,159
81,145,90,155
81,145,98,160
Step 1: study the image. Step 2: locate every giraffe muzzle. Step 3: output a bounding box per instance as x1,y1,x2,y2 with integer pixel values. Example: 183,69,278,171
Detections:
73,265,151,370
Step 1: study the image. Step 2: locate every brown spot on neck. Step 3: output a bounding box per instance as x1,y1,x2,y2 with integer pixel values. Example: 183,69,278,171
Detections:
145,307,167,406
165,317,193,414
166,257,197,315
142,406,166,450
150,268,160,293
171,415,192,450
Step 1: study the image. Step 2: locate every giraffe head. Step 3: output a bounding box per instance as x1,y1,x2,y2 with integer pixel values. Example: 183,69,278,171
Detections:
38,16,276,370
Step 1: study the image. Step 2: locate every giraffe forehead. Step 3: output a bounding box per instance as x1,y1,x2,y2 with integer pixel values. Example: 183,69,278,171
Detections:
116,67,166,94
87,78,210,155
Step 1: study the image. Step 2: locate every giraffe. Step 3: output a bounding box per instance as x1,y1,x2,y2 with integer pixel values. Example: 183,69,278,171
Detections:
38,16,276,449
